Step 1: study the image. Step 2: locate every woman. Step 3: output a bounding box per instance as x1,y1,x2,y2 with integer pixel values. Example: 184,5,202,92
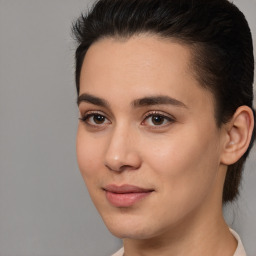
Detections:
72,0,255,255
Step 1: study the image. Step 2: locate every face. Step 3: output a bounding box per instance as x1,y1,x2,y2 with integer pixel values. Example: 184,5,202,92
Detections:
76,35,226,240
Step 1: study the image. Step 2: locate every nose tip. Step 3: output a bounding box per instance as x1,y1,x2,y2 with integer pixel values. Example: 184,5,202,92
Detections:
104,155,123,172
104,131,141,172
104,154,141,172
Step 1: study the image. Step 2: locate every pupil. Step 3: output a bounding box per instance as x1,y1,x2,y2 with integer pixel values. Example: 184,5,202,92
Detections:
94,115,105,124
152,116,164,125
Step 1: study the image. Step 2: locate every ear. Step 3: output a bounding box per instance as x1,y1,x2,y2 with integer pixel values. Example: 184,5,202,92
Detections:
220,106,254,165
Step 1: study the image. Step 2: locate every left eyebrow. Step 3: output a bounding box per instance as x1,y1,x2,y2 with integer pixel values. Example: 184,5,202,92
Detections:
132,96,188,108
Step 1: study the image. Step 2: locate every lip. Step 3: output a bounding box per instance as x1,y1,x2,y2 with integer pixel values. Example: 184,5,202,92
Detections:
104,184,154,207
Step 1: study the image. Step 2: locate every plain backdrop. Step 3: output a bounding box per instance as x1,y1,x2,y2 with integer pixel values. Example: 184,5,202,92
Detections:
0,0,255,256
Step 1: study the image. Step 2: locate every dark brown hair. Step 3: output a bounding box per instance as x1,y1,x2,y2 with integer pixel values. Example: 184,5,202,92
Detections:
72,0,255,203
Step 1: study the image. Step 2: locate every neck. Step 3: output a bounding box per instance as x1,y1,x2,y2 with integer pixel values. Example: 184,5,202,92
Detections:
123,188,237,256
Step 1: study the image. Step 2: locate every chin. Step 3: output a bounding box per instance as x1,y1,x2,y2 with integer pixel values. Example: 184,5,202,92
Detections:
101,211,163,240
108,225,155,240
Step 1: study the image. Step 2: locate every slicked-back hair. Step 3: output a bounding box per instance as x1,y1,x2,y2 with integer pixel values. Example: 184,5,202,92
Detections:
72,0,255,203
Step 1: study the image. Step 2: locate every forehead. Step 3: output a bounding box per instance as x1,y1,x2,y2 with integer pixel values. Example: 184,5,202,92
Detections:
79,35,215,114
81,35,191,89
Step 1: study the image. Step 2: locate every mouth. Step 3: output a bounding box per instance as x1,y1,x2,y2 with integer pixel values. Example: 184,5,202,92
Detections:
103,184,154,207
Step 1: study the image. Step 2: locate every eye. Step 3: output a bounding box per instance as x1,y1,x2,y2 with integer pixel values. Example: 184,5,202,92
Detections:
142,112,175,127
79,112,111,127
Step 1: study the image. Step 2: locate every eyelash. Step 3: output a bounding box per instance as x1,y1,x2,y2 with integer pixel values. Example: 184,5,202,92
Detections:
79,111,110,128
142,111,176,128
79,111,176,129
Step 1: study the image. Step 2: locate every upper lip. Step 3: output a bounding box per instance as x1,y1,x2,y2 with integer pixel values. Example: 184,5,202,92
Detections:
104,184,154,194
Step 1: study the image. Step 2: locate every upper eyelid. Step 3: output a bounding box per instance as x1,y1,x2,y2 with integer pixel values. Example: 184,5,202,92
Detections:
78,101,114,118
80,112,111,127
80,109,111,119
82,110,104,115
143,110,176,120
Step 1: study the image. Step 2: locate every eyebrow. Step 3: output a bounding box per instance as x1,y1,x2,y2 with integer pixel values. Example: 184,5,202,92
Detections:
77,93,110,108
77,93,187,109
132,96,188,108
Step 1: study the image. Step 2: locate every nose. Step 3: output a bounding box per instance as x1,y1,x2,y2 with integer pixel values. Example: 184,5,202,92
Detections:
104,125,141,172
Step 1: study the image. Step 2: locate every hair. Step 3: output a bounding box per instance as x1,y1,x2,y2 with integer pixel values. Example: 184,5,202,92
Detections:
72,0,255,203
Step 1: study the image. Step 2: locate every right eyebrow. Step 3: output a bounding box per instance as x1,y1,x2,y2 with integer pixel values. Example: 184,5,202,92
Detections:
77,93,110,108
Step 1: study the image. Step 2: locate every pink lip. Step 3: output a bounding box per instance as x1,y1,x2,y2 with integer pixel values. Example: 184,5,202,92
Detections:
104,184,154,207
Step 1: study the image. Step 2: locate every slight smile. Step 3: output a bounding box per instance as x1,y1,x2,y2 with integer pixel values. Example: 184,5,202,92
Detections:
104,184,154,207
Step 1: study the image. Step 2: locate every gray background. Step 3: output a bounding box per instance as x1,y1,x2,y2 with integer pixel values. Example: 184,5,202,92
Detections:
0,0,255,256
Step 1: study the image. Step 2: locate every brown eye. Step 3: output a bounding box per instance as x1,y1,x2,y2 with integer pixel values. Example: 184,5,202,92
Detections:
93,114,106,124
142,112,175,127
151,115,165,125
79,112,111,127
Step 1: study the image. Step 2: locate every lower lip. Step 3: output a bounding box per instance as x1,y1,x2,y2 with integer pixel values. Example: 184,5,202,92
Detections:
105,191,152,207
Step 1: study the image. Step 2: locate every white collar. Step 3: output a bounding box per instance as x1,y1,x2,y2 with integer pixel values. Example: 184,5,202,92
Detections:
230,228,247,256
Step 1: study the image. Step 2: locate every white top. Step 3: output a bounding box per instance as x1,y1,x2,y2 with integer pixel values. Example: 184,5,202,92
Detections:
111,229,246,256
230,229,247,256
112,247,124,256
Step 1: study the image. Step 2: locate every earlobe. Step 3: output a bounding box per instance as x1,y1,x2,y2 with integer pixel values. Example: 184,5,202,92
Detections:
220,106,254,165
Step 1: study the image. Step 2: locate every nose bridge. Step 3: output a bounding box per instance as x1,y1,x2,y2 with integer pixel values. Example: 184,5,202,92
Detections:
104,122,140,172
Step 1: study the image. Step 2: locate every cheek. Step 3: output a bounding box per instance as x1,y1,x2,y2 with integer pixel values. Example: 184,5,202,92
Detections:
76,127,104,182
145,125,221,204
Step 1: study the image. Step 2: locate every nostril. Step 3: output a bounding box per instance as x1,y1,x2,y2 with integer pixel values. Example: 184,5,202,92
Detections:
104,163,117,172
104,163,140,172
104,157,124,172
104,136,142,172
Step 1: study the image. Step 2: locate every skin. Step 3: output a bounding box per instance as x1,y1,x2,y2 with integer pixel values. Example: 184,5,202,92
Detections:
76,35,253,256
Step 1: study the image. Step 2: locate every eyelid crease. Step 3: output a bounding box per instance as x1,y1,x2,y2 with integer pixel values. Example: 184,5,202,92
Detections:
79,110,110,119
141,111,176,128
143,110,176,121
79,111,111,127
78,100,115,119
